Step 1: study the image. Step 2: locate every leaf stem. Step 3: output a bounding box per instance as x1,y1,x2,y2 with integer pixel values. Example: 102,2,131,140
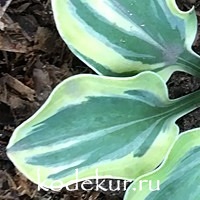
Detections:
170,89,200,119
177,49,200,77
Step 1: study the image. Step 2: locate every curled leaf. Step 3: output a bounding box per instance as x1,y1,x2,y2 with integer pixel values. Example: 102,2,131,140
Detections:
51,0,200,80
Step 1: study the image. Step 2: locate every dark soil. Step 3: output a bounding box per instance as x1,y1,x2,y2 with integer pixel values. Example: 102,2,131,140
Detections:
0,0,200,199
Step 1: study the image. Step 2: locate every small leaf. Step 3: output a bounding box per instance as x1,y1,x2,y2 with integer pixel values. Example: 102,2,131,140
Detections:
124,128,200,200
51,0,200,80
6,72,200,188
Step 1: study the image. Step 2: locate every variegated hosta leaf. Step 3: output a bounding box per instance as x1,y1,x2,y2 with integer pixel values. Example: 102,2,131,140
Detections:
51,0,200,80
124,128,200,200
7,72,200,188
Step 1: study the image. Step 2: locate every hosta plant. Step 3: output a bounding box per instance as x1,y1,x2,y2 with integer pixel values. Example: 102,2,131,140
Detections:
7,72,200,188
124,127,200,200
51,0,200,80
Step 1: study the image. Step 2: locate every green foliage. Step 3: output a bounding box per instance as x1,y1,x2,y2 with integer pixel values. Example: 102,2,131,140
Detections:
6,0,200,198
52,0,200,80
124,128,200,200
7,72,200,188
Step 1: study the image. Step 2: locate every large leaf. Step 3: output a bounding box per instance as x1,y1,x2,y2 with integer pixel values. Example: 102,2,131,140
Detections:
51,0,200,80
7,72,200,188
124,127,200,200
